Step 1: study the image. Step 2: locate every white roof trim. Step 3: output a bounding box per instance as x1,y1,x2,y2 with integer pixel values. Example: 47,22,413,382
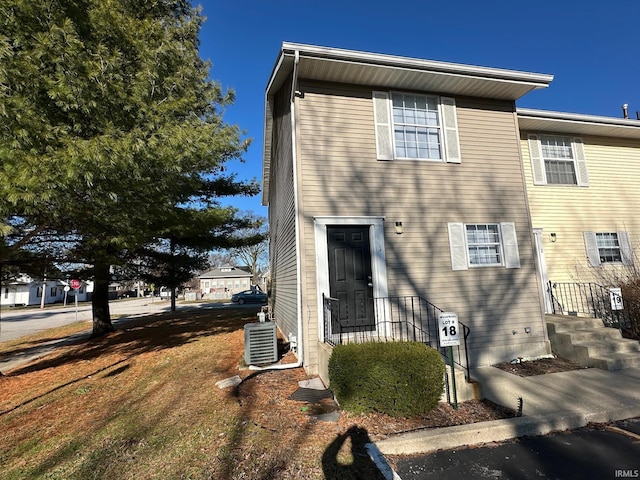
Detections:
279,42,554,86
518,108,640,140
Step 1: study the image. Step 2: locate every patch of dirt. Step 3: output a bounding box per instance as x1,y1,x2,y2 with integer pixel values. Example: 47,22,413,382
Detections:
238,350,516,442
236,354,592,441
493,356,589,377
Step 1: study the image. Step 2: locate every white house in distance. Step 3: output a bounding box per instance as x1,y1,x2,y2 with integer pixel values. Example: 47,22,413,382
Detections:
1,274,92,307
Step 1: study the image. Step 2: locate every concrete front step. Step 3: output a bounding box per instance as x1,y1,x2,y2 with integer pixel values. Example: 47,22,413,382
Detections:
554,328,622,344
547,316,606,334
589,352,640,370
546,315,640,371
573,339,640,357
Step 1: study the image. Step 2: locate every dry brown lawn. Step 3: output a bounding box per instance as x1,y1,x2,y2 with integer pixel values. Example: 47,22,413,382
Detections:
0,305,513,479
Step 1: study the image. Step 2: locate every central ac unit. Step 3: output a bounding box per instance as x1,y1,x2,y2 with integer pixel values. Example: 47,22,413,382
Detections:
244,322,278,365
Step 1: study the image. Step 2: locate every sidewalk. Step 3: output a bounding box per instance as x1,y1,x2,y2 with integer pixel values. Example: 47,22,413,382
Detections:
376,365,640,456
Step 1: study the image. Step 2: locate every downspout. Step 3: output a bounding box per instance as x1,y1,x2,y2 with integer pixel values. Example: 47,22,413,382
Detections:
250,49,303,371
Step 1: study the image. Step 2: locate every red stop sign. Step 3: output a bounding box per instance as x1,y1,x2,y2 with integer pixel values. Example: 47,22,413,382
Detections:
70,279,81,290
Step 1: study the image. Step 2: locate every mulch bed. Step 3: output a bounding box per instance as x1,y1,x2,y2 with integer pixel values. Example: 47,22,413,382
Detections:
493,356,589,377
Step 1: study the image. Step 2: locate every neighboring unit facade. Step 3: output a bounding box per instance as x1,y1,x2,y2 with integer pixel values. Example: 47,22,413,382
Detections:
198,265,253,299
263,43,555,378
518,109,640,312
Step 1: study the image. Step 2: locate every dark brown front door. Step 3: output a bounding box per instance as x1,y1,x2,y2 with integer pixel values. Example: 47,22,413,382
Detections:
327,225,375,332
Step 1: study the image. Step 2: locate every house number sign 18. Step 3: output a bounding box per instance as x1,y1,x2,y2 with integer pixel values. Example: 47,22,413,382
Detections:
438,312,460,347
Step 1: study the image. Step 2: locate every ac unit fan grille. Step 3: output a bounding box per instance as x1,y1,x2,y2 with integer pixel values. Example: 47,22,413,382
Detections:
244,322,277,365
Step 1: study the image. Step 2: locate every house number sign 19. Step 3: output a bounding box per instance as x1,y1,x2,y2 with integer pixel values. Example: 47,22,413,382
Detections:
438,312,460,347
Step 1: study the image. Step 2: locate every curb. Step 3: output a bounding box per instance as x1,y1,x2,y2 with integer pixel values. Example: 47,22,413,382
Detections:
375,413,584,456
375,404,640,456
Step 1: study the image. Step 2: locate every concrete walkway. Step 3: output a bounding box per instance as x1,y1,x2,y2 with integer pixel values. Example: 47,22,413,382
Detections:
376,365,640,456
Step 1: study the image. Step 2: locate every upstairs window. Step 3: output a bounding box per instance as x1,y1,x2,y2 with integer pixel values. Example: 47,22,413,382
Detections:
527,134,589,186
373,91,461,163
584,231,633,266
392,93,442,160
541,136,577,184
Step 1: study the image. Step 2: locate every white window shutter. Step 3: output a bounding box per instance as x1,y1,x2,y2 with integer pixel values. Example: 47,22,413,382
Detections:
440,97,461,163
572,138,589,187
373,91,393,160
527,134,546,185
618,231,634,266
448,223,468,271
583,232,601,267
500,222,521,269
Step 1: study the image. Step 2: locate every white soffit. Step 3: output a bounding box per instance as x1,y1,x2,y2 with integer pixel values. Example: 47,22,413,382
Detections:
518,108,640,140
266,42,553,100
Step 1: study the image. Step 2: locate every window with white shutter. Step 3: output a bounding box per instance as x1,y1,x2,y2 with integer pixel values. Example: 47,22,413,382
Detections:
448,222,521,270
528,134,589,186
374,91,460,163
584,231,634,266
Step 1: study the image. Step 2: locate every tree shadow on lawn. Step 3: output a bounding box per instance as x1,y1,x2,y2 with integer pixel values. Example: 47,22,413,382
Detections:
3,306,261,377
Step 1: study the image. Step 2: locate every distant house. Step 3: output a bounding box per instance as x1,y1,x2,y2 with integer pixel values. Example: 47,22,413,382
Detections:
1,274,64,306
1,275,92,307
198,265,253,299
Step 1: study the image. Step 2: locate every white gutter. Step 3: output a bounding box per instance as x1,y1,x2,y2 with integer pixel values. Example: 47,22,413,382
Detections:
250,49,304,371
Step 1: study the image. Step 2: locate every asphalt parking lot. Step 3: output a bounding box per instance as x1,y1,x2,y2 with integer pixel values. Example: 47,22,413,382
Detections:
393,419,640,480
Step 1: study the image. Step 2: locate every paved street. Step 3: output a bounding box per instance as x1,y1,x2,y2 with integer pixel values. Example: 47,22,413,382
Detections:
0,298,262,374
394,420,640,480
0,297,170,342
0,297,241,343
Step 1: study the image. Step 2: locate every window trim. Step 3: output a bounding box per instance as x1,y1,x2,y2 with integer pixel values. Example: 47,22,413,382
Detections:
374,91,461,163
448,222,520,270
528,134,589,187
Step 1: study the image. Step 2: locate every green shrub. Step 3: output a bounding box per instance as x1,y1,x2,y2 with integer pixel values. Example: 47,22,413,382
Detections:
328,341,445,417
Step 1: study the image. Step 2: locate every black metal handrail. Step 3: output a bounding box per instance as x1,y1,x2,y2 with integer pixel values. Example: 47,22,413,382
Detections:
322,294,471,382
548,281,640,335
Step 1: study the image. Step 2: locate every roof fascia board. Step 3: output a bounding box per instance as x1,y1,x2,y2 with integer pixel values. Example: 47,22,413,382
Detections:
281,42,554,87
518,108,640,128
517,108,640,139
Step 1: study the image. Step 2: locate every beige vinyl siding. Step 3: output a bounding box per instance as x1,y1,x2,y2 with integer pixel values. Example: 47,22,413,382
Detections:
295,81,547,366
521,134,640,283
268,79,299,347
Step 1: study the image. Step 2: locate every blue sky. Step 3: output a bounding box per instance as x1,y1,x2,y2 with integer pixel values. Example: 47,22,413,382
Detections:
197,0,640,217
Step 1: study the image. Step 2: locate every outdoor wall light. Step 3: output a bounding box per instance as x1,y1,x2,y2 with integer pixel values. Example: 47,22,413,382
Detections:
395,222,403,234
550,233,557,243
524,327,531,334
